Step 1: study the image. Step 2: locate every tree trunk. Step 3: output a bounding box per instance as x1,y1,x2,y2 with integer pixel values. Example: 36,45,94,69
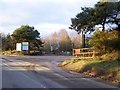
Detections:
102,22,105,31
102,24,105,31
81,31,85,48
118,24,120,30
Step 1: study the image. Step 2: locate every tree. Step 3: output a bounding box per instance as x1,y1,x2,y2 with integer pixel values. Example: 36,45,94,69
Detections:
69,7,95,47
50,32,59,53
42,37,51,53
1,34,6,51
12,25,43,51
70,7,95,33
58,29,72,52
69,31,82,48
50,32,58,47
89,30,119,53
6,33,13,50
106,2,120,30
43,30,72,54
93,1,119,31
0,33,13,51
70,1,120,32
69,1,120,48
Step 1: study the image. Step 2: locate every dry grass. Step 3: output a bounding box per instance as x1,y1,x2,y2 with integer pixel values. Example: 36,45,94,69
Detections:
60,59,120,86
2,50,23,56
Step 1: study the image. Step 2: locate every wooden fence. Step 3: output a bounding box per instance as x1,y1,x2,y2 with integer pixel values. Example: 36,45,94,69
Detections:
72,48,99,60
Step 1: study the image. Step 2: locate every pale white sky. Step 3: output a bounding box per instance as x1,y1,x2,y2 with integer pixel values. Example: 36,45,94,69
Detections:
0,0,99,37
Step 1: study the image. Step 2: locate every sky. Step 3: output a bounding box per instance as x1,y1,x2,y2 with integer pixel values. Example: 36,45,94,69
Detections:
0,0,99,38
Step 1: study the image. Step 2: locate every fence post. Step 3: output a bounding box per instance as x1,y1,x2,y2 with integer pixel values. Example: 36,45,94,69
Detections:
92,50,95,59
73,49,74,56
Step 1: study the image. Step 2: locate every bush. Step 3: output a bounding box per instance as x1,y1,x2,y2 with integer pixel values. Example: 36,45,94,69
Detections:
101,51,118,61
89,30,119,54
2,50,23,56
70,59,80,63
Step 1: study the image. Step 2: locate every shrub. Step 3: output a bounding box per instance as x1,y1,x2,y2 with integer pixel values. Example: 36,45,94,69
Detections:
89,30,119,54
2,50,23,56
80,65,92,73
101,51,118,61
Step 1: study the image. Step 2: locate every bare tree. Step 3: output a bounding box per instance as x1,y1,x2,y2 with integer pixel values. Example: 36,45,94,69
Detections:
69,31,82,49
58,29,72,52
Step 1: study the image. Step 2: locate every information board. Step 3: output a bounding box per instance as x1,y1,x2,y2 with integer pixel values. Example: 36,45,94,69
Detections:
16,43,22,51
22,42,29,50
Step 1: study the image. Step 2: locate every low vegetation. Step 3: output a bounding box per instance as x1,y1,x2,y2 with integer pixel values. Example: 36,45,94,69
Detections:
2,50,23,56
60,29,120,86
2,50,43,56
89,30,119,54
59,59,120,86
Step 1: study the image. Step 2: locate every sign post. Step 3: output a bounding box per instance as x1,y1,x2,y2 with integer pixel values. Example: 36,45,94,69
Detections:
16,43,22,55
22,42,29,50
16,43,22,51
22,42,29,54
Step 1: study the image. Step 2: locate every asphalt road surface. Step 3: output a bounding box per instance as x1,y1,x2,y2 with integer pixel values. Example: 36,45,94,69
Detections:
2,55,119,89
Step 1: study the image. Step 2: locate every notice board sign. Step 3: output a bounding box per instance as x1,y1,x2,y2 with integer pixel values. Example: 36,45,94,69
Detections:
16,43,22,51
22,42,29,50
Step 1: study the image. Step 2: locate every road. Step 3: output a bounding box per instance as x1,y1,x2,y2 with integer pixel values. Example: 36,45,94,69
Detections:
2,55,119,89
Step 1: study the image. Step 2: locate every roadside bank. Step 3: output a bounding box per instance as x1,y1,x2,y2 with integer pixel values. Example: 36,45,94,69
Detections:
59,59,120,86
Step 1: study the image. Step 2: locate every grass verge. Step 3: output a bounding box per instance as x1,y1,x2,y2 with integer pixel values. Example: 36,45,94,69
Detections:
2,50,23,56
59,59,120,86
